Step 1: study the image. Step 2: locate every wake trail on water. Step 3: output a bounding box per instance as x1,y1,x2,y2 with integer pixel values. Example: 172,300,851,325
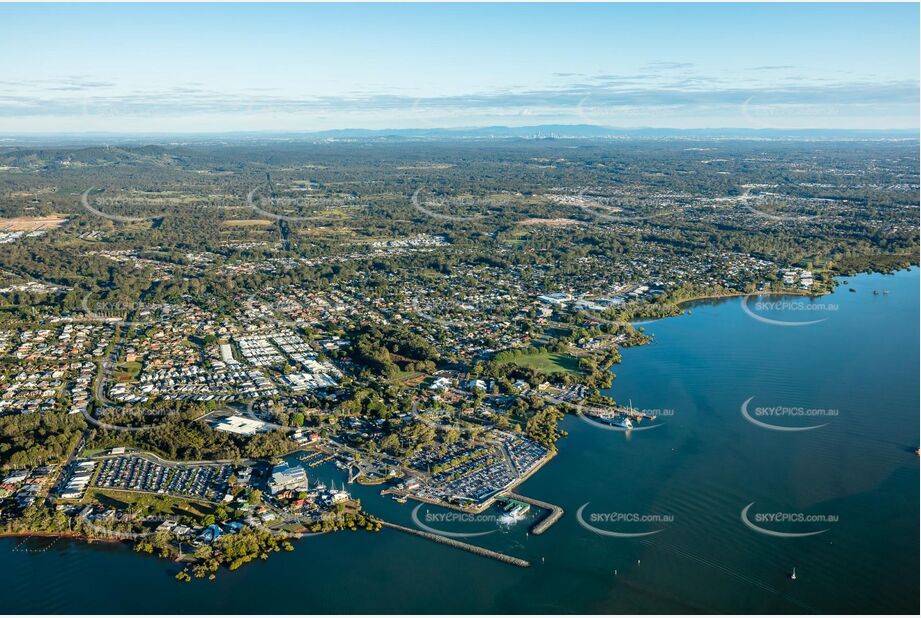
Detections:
639,538,819,613
640,538,775,593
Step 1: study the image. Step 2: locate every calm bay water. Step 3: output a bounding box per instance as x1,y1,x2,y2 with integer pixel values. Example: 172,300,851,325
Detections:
2,268,918,614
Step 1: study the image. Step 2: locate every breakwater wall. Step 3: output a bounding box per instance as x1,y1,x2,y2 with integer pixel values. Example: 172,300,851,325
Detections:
380,520,530,567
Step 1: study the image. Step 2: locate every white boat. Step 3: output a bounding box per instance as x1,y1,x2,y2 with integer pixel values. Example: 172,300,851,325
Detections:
608,416,633,430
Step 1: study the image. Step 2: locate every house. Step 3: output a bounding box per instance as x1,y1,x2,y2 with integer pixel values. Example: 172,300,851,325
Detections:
195,524,223,544
429,376,452,391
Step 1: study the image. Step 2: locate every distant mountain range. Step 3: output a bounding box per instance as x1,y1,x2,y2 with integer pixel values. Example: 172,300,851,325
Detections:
1,124,917,147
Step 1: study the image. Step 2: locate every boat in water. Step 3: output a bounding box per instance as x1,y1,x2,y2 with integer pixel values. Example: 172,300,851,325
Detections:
604,416,633,430
499,498,531,524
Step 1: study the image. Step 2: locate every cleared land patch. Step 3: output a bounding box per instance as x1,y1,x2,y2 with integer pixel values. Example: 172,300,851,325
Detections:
518,218,582,227
0,216,68,231
222,219,274,227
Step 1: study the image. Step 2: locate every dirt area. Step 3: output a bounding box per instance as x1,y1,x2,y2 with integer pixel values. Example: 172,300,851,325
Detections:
0,216,68,231
518,218,582,227
222,219,274,227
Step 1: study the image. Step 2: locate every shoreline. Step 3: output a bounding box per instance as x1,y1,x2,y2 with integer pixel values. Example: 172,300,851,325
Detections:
0,530,123,545
6,269,914,561
666,263,918,310
673,287,823,308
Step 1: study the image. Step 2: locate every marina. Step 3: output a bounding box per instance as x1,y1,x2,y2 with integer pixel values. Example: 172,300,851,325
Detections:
0,268,916,614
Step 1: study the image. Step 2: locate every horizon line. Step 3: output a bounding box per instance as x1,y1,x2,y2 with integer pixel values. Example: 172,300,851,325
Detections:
1,124,918,138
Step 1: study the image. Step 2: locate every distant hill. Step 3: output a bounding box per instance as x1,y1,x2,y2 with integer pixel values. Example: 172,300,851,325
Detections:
1,125,916,148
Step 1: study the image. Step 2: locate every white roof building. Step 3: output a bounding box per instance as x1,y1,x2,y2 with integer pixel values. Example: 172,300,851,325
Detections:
269,463,308,495
213,415,269,436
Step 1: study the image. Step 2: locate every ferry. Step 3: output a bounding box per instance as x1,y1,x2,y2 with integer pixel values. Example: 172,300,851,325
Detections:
501,498,531,521
606,416,633,430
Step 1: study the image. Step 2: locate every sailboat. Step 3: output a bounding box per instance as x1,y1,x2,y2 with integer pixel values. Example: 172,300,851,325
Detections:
791,567,797,581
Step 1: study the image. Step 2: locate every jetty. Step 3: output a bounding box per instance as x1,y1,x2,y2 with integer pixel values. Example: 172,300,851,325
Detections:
309,454,336,468
505,492,564,535
380,520,530,568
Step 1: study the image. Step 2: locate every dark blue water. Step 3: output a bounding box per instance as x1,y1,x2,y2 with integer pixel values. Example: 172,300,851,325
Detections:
2,268,917,614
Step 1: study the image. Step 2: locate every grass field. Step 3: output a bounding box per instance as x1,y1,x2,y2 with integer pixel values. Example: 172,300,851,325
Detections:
509,351,582,375
114,361,142,382
85,488,217,518
393,370,426,386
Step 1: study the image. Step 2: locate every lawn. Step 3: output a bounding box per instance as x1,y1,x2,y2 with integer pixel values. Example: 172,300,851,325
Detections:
85,488,218,518
509,351,582,375
393,370,426,387
114,361,142,382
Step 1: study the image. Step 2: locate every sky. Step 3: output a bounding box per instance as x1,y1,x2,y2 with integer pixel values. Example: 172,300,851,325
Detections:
0,3,918,133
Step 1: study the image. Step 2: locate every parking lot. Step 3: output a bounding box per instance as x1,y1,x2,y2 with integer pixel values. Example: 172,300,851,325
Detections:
92,456,232,502
166,465,233,501
498,433,549,475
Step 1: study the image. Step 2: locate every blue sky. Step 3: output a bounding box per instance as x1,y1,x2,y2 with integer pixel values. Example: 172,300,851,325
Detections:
1,3,918,133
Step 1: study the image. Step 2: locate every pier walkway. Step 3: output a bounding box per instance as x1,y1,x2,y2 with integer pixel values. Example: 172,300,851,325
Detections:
380,520,530,568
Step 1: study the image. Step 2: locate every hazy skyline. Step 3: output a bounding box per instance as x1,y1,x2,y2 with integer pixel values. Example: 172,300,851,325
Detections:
1,3,918,133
